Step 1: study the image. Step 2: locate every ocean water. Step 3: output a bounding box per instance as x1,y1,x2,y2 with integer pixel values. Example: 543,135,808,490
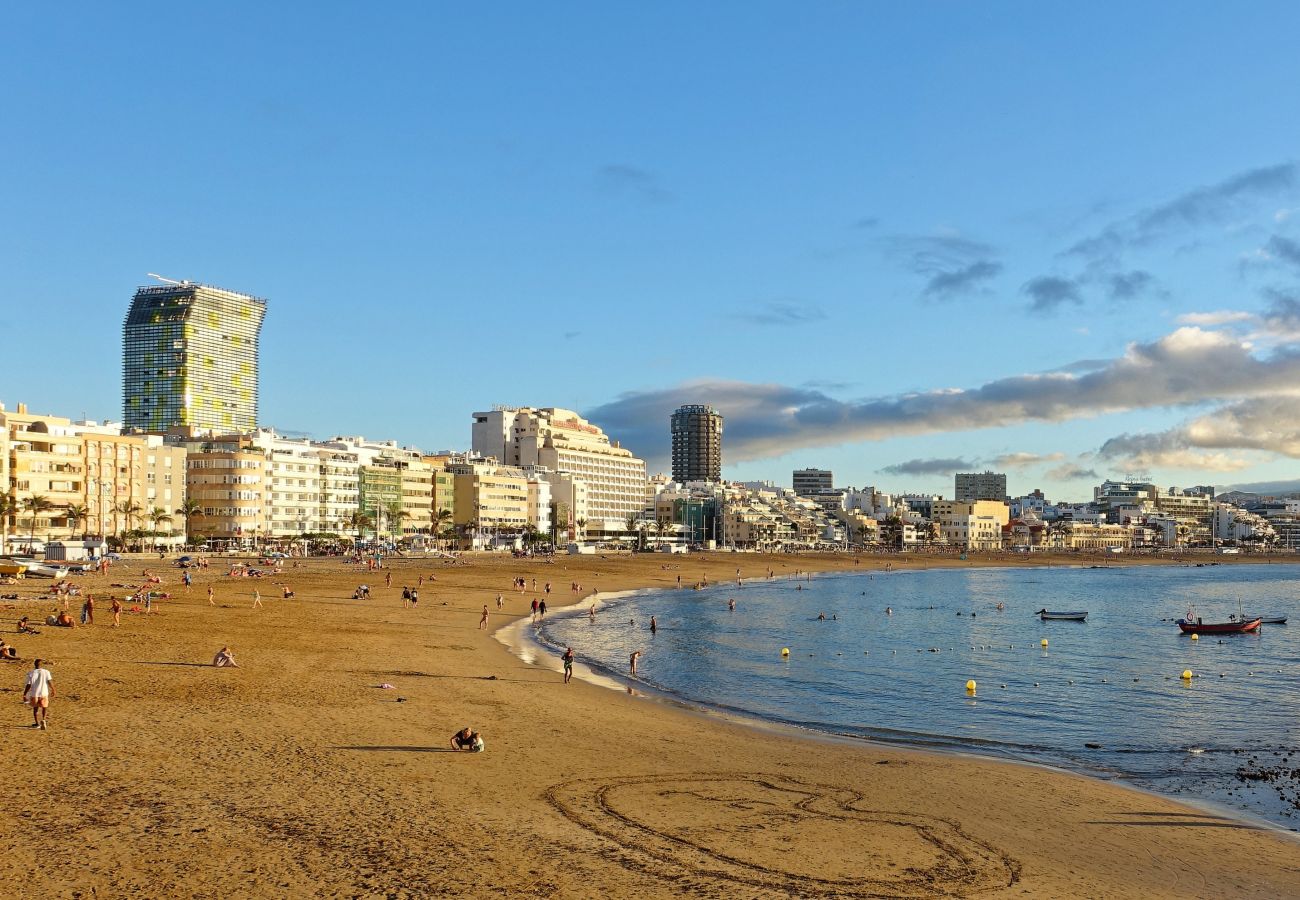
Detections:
537,563,1300,830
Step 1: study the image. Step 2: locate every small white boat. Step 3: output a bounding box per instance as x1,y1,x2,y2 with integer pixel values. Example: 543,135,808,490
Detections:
1035,608,1088,621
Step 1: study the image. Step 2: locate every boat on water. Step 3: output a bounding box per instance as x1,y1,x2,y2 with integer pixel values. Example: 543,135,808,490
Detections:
1035,609,1088,621
1178,617,1261,635
1241,615,1287,625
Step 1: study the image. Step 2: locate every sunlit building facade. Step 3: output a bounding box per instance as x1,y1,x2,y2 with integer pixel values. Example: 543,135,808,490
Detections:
123,281,267,433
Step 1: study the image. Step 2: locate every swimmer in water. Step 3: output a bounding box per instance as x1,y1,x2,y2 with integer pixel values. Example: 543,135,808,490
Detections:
728,598,735,611
886,606,893,615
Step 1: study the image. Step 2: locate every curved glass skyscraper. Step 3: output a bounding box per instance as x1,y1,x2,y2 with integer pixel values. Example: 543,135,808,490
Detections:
123,281,267,433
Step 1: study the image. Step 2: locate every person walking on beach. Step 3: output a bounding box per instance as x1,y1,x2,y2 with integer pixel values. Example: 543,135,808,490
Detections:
496,594,503,610
183,570,192,591
23,658,53,730
562,646,574,683
531,598,539,623
589,603,596,621
629,651,641,677
111,596,122,627
252,588,263,609
208,585,215,606
538,599,547,619
81,595,94,625
385,571,392,588
479,605,489,630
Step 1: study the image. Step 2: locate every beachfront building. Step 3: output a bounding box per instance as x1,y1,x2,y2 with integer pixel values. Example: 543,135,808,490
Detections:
76,423,187,545
317,443,362,535
471,407,646,541
265,432,326,537
0,404,85,548
1212,503,1276,545
955,471,1007,502
423,455,458,544
447,456,531,547
1047,522,1138,552
932,500,1011,550
1093,480,1215,545
183,434,270,544
0,403,191,549
792,468,833,495
123,279,267,434
670,404,723,483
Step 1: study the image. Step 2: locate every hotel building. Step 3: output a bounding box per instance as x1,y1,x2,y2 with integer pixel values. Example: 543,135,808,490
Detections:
123,280,267,433
471,407,646,540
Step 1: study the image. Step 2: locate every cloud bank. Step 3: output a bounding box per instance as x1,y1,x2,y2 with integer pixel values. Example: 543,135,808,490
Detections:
585,326,1300,468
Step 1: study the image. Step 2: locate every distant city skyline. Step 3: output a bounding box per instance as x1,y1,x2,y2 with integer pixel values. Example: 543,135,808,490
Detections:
5,6,1300,498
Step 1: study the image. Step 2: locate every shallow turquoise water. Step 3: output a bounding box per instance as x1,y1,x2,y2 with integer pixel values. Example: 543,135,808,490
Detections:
538,563,1300,829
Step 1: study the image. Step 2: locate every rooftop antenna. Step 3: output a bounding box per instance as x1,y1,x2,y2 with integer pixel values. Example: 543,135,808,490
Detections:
147,273,186,286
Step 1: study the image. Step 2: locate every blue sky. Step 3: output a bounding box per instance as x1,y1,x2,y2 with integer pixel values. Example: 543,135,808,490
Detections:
4,3,1300,500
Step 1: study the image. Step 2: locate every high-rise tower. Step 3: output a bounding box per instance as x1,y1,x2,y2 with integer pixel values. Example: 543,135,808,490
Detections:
670,404,723,483
123,279,267,433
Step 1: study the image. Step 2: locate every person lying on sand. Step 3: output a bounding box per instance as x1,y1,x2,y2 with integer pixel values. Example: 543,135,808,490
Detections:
212,647,239,668
51,612,75,628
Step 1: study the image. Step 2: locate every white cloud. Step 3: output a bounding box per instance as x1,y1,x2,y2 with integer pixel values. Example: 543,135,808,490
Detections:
1175,310,1254,326
588,325,1300,466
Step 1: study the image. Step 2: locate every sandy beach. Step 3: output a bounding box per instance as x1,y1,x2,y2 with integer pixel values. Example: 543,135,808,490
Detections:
0,550,1297,899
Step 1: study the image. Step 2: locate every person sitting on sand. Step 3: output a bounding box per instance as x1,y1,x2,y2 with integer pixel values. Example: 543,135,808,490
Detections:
54,612,75,628
0,640,18,660
450,727,482,751
213,646,239,668
281,585,295,599
17,617,39,635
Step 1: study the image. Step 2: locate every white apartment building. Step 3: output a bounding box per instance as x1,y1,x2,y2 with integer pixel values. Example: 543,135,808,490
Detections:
472,407,646,540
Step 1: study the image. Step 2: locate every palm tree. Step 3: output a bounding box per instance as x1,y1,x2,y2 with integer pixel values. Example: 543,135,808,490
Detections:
432,508,453,550
149,507,174,541
176,498,203,544
115,500,143,538
64,503,89,540
385,502,409,539
576,517,588,542
0,494,20,555
344,510,373,545
24,495,54,552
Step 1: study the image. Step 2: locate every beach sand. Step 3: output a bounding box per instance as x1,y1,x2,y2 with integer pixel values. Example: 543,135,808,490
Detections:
0,551,1296,899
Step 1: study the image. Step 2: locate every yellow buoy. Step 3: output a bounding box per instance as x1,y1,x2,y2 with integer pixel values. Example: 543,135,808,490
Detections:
1040,638,1049,648
1181,669,1193,680
965,679,977,692
781,648,790,657
1191,633,1199,641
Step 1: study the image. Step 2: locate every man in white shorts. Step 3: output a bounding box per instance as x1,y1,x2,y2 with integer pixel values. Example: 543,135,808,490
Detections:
23,658,53,730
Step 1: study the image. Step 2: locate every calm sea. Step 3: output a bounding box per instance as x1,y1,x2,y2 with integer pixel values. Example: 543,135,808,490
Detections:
536,563,1300,830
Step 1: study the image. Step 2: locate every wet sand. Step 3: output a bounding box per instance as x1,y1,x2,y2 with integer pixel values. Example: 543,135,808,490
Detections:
0,550,1296,899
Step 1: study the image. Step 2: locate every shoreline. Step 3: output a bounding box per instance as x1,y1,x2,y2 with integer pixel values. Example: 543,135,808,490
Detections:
2,549,1298,897
498,558,1300,840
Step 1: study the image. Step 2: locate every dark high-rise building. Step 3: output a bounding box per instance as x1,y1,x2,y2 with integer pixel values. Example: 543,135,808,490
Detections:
793,468,833,495
671,405,723,482
955,471,1007,502
123,279,267,433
